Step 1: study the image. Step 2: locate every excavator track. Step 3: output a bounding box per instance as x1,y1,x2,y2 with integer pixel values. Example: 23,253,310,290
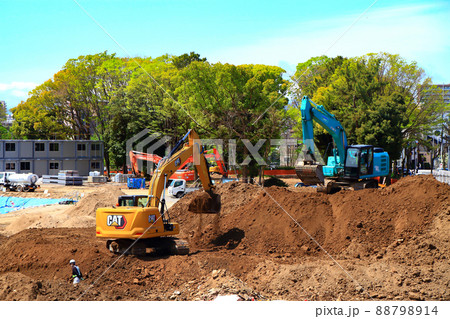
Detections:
106,237,189,256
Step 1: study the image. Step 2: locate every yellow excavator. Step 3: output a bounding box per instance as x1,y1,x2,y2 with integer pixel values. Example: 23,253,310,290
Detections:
96,129,220,255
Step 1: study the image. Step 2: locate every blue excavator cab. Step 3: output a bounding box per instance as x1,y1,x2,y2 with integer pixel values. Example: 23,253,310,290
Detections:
344,145,389,179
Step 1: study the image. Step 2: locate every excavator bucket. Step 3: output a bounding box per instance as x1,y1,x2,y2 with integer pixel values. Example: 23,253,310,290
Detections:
295,145,325,186
188,191,221,214
295,163,325,185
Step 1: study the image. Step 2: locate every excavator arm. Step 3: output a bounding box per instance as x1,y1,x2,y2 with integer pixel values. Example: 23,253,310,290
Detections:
301,96,348,163
296,96,348,184
172,147,227,177
147,129,215,209
211,147,228,177
129,151,162,176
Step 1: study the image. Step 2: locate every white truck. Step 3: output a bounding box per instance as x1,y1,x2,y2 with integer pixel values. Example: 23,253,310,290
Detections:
0,172,39,192
168,179,200,198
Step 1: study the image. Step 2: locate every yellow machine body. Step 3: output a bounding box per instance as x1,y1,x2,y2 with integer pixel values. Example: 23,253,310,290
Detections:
96,206,179,239
95,129,218,253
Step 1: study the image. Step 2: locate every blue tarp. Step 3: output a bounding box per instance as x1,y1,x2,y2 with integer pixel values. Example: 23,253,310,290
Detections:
0,197,68,214
127,177,146,189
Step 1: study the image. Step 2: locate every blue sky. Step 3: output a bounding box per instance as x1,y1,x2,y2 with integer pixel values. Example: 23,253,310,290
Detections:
1,0,449,110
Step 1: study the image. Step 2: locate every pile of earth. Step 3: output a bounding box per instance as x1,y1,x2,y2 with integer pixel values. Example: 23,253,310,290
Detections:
0,175,448,301
170,175,449,257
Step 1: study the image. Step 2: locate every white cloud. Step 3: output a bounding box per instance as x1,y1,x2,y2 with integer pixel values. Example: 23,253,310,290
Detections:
0,82,37,109
0,81,37,91
11,90,29,98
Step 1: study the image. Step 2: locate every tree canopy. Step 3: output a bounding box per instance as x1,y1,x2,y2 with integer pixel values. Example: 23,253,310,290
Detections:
289,52,447,160
10,51,447,175
11,52,288,175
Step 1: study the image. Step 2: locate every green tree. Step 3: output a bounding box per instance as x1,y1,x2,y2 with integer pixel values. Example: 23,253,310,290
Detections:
0,125,12,139
11,84,71,139
104,55,193,171
172,52,206,69
289,53,444,161
0,101,7,121
178,62,288,181
12,52,133,174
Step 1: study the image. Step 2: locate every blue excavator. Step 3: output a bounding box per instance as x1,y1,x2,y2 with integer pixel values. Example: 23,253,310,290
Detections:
295,96,390,193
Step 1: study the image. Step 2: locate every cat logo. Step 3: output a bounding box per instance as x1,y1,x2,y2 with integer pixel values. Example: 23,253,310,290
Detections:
107,215,127,229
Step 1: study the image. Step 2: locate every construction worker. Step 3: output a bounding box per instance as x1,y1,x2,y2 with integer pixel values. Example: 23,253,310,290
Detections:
69,259,83,284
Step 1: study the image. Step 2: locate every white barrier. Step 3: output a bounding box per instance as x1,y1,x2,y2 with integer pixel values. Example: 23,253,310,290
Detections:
417,169,450,185
432,169,450,185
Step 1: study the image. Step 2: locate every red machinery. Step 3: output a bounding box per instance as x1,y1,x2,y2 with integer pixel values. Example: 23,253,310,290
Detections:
129,151,162,176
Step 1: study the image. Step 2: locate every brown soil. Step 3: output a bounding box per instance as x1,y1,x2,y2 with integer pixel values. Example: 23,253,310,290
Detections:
0,175,448,301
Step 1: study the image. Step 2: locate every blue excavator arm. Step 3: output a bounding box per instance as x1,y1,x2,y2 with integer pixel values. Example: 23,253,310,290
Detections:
296,96,390,189
296,96,348,184
300,96,348,163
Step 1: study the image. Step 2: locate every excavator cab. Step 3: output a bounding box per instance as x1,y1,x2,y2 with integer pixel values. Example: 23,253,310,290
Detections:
117,195,148,207
344,146,374,179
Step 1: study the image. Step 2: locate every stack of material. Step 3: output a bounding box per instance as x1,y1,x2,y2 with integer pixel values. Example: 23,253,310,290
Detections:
88,176,107,183
58,170,79,176
113,173,133,183
42,171,83,186
89,171,101,177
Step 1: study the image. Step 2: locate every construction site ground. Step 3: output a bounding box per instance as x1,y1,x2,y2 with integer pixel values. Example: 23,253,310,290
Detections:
0,175,448,301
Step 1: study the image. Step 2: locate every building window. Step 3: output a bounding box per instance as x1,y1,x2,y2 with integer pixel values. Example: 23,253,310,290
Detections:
91,162,101,170
20,162,31,171
49,162,59,170
49,143,59,152
35,143,45,152
91,143,101,151
5,143,15,152
5,162,15,170
77,144,87,151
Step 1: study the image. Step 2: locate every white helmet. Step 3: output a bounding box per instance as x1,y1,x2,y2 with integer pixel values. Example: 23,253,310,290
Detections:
69,259,76,264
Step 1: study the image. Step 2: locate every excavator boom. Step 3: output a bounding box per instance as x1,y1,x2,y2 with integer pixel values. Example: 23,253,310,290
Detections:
296,96,347,185
129,150,162,176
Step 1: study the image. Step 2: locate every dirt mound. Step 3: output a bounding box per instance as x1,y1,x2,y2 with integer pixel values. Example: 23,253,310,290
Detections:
0,272,42,300
0,175,448,301
3,184,124,234
169,182,262,246
65,184,124,217
170,176,450,256
0,227,265,301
